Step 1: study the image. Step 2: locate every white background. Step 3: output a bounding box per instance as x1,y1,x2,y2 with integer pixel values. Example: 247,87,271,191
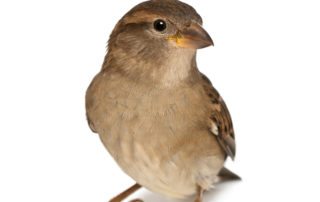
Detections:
1,0,320,201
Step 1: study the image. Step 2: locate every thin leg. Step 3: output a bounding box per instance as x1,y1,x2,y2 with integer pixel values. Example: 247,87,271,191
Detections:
194,185,204,202
109,183,142,202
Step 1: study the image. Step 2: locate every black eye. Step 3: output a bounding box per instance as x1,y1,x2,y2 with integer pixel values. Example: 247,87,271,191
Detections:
153,19,167,32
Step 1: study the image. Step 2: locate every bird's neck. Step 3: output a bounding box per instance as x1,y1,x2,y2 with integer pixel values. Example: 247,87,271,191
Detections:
157,49,198,87
103,48,199,88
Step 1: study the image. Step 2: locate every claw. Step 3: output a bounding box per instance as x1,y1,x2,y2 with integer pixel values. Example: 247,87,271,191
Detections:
129,199,143,202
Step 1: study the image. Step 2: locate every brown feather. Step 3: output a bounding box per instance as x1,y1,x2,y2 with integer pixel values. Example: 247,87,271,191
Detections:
85,0,238,198
200,73,236,160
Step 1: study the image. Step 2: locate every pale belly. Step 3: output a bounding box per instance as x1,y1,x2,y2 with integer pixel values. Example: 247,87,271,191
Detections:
98,110,225,199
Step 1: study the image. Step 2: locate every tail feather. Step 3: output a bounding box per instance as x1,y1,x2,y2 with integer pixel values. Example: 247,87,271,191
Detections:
218,167,241,181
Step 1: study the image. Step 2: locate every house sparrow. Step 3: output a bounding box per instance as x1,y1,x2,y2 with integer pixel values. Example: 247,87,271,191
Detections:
86,0,239,201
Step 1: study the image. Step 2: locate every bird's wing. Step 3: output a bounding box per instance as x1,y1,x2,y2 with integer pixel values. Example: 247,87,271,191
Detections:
201,73,236,160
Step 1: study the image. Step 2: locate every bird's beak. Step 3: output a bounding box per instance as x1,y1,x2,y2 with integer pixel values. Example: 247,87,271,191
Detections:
168,22,214,49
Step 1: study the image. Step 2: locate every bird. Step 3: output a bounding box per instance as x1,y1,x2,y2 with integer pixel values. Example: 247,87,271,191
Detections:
85,0,240,201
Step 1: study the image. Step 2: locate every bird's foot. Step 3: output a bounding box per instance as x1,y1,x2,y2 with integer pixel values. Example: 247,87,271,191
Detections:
129,199,143,202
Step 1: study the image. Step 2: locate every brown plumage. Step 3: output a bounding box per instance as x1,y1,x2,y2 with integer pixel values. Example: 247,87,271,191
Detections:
86,0,239,201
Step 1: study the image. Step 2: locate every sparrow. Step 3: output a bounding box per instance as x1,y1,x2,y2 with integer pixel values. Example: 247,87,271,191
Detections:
86,0,240,201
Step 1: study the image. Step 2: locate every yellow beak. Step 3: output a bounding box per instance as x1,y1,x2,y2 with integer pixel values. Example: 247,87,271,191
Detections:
168,23,214,49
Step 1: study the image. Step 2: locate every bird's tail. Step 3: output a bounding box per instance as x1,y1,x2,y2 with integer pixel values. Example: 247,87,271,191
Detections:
218,167,241,181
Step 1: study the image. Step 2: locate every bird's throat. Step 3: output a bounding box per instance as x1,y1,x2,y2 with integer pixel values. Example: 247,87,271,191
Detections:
156,49,197,87
105,47,197,88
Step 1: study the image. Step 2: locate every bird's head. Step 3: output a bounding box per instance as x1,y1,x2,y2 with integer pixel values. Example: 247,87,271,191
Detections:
105,0,213,85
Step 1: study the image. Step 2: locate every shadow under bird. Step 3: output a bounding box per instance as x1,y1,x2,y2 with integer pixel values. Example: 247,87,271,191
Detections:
86,0,240,201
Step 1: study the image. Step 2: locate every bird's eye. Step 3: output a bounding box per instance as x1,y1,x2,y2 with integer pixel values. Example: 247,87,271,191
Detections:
153,19,167,32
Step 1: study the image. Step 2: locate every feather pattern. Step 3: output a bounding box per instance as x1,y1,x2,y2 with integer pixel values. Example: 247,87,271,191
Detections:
201,73,236,160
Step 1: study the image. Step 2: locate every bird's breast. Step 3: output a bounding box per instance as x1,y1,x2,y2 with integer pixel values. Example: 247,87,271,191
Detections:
87,73,224,198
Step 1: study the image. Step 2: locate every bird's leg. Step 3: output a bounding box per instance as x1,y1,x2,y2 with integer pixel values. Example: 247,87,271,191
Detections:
194,185,204,202
109,183,142,202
